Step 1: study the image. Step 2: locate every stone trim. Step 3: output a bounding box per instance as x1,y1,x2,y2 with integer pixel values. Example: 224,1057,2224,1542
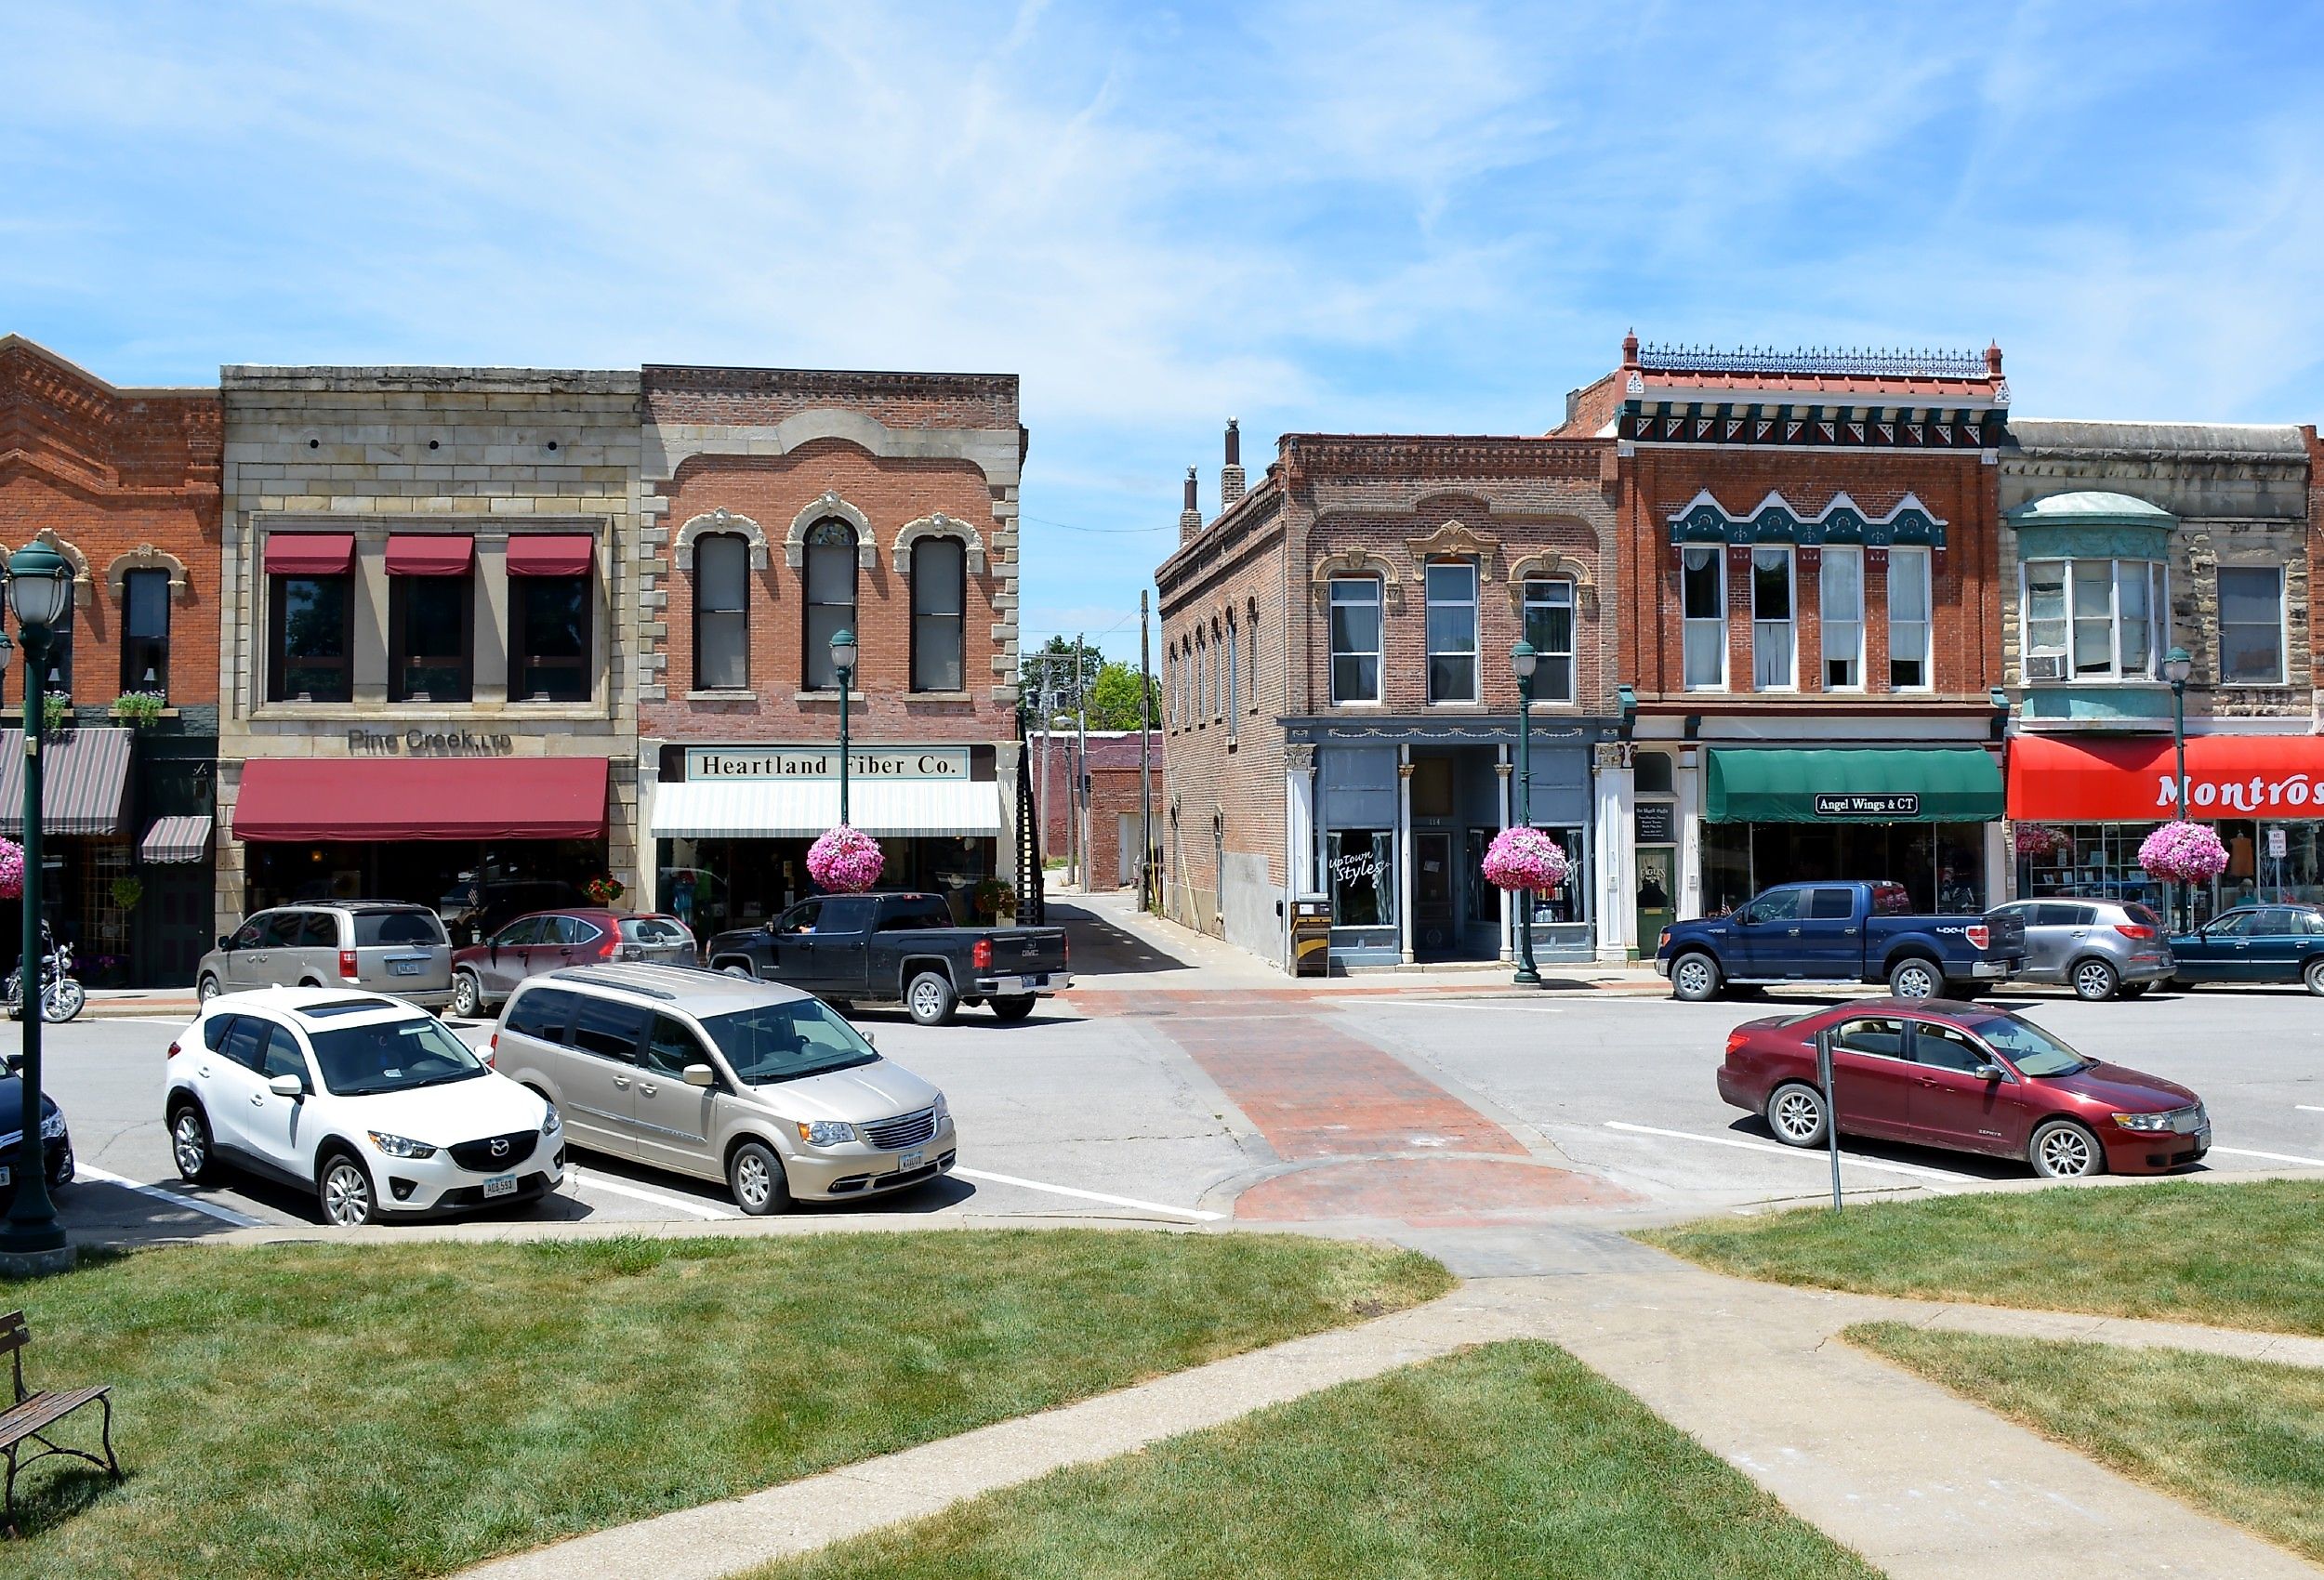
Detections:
786,492,878,571
643,409,1023,490
674,507,771,572
104,543,195,603
0,529,98,609
1407,520,1499,565
892,511,987,574
1310,549,1406,612
1505,550,1598,613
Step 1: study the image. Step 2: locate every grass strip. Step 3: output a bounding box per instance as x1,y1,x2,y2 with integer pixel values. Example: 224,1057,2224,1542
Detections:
1848,1323,2324,1562
748,1340,1882,1580
2,1229,1448,1579
1642,1178,2324,1335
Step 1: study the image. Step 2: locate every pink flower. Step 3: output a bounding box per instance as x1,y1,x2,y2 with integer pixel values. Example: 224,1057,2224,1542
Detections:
0,838,21,901
1481,827,1570,893
2138,821,2228,883
807,825,886,893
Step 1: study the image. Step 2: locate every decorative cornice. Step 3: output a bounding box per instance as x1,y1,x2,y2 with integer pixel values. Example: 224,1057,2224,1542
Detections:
104,543,194,602
1281,434,1607,483
1666,488,1948,548
1308,548,1406,612
1407,520,1499,564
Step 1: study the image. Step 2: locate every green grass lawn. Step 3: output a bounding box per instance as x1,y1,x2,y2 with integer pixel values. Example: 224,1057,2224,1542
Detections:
1,1229,1448,1580
1849,1324,2324,1562
746,1341,1882,1580
1642,1178,2324,1335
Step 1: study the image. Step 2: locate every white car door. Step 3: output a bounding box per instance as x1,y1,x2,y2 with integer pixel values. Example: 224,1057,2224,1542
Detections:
237,1017,322,1179
200,1015,274,1163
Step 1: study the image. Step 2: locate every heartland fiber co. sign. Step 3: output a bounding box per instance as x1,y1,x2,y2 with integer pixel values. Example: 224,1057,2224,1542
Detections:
684,746,972,781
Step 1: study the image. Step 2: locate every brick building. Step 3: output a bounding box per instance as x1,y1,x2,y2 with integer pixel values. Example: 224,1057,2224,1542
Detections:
1030,730,1159,891
0,337,222,985
1157,421,1625,968
1559,336,2012,934
636,367,1027,932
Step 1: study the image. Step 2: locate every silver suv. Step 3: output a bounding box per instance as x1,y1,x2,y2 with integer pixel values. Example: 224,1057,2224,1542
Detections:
1988,898,2175,1001
197,903,455,1010
490,964,957,1214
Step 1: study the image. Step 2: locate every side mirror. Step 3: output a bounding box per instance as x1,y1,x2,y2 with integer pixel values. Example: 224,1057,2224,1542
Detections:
681,1063,716,1088
1972,1063,2005,1083
268,1073,306,1099
860,1030,876,1048
2,1050,20,1073
217,935,235,952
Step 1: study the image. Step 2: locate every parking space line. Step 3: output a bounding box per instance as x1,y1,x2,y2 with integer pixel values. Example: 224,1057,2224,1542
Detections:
952,1166,1222,1222
2210,1145,2324,1168
2296,1106,2324,1113
1367,1001,1566,1014
1601,1121,1979,1181
571,1170,738,1219
73,1163,267,1227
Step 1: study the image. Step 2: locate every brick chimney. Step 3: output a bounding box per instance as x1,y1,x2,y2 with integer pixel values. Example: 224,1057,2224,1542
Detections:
1986,340,2004,377
1220,419,1245,508
1178,466,1202,545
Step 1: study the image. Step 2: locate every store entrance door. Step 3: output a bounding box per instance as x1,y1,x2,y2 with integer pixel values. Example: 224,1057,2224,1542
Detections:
1635,847,1675,950
1414,831,1457,957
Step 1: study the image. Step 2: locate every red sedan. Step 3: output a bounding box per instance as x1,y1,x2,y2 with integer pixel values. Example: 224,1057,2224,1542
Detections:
1717,998,2209,1178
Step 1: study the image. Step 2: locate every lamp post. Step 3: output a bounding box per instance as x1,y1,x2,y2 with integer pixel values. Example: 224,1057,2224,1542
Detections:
1511,639,1539,987
2165,645,2195,931
830,628,857,827
0,540,76,1276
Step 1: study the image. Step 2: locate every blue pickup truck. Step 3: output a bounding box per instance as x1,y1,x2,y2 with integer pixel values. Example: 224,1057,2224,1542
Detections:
1656,880,2026,1002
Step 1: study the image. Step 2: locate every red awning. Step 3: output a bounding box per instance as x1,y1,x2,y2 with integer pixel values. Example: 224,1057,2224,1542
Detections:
232,757,609,842
2009,734,2324,822
507,533,596,577
385,534,475,576
262,533,354,575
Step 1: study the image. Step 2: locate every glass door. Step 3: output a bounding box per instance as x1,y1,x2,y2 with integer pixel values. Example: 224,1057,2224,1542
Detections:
1414,831,1456,956
1635,846,1676,946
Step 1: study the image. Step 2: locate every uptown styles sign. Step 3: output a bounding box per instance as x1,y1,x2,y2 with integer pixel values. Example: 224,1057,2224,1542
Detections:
685,747,973,782
2008,735,2324,823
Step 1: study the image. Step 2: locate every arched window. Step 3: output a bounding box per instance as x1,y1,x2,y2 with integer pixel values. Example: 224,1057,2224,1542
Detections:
1246,600,1260,713
693,532,750,691
1225,611,1239,742
910,536,967,691
802,519,858,691
1212,623,1225,720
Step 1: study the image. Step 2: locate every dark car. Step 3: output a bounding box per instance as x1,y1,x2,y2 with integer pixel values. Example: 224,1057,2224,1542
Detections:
1717,997,2208,1178
2169,904,2324,995
449,909,697,1017
1657,880,2025,1001
708,890,1070,1025
0,1051,73,1209
439,879,592,946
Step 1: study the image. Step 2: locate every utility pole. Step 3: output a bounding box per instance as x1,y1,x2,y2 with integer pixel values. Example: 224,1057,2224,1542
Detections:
1139,591,1153,909
1073,633,1089,890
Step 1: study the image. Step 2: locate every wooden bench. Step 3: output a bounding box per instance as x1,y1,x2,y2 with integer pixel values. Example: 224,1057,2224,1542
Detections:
0,1309,120,1536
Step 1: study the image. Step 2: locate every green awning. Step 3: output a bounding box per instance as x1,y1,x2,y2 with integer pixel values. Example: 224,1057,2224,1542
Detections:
1704,748,2003,824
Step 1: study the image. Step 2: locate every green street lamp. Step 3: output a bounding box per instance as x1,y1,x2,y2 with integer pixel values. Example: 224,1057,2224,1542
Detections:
2164,645,2195,930
1511,639,1539,987
0,539,76,1276
830,628,858,827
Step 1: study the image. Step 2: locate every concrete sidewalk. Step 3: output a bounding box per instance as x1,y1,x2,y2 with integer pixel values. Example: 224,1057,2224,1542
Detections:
454,1237,2324,1580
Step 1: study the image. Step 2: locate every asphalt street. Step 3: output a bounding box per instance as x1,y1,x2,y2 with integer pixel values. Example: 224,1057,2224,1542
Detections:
28,974,2324,1246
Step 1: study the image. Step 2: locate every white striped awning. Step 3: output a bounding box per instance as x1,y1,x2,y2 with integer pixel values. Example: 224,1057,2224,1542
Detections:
140,815,214,864
652,778,1004,839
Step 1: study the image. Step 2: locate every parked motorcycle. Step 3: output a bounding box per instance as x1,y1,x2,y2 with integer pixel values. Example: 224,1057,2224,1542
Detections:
5,931,86,1023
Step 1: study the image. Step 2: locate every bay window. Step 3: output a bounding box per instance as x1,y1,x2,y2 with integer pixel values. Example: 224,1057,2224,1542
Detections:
1425,561,1478,702
2219,566,2285,684
1888,547,1932,690
1682,546,1724,689
1751,547,1794,690
1328,576,1381,703
2021,558,2164,683
1819,547,1862,689
1522,579,1575,703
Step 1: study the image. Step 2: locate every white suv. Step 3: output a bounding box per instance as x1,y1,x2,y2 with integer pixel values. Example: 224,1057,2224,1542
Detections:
165,988,565,1225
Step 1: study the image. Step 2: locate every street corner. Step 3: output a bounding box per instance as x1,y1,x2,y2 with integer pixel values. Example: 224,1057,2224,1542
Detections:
1228,1154,1642,1227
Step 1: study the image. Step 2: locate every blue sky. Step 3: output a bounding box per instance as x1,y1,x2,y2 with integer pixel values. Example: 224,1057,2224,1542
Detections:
7,2,2321,659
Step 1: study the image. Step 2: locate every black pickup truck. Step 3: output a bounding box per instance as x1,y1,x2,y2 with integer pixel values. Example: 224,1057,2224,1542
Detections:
706,891,1071,1026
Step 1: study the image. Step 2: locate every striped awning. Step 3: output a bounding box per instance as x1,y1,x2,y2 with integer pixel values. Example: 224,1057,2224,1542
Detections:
0,728,134,836
652,778,1004,839
140,815,214,864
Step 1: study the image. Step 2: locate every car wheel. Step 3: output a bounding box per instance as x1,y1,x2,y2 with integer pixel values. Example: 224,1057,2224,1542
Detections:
2071,957,2119,1003
1766,1081,1829,1148
1670,953,1721,1003
196,972,222,1003
318,1151,379,1226
169,1103,216,1184
2029,1118,2106,1179
727,1139,792,1216
1887,957,1941,999
906,970,958,1026
2304,959,2324,998
991,994,1037,1022
450,969,483,1019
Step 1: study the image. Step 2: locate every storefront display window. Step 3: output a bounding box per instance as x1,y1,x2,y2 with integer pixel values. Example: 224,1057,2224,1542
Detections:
2015,818,2324,922
1327,830,1393,927
2022,558,2164,682
1703,819,1988,915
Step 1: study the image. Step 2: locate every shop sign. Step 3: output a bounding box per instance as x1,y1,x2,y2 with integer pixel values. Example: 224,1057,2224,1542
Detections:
685,746,972,782
2010,736,2324,823
1327,849,1388,886
1814,792,1920,819
348,728,515,756
2269,827,2289,859
1635,802,1676,844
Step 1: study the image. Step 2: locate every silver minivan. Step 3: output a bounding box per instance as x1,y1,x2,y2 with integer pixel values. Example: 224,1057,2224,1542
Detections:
196,903,455,1010
1987,898,2175,1001
491,963,957,1214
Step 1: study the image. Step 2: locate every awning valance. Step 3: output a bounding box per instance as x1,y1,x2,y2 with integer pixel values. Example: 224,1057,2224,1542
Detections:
385,534,475,576
233,757,608,842
139,814,214,864
507,534,596,577
652,779,1004,839
2009,734,2324,822
263,533,354,575
1706,747,2003,824
0,728,134,836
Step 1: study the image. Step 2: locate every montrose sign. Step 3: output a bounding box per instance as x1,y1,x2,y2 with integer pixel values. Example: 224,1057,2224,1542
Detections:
2008,734,2324,823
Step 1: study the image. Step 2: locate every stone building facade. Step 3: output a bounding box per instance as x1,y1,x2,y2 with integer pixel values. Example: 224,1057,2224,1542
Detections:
216,366,644,941
0,337,224,984
636,367,1027,933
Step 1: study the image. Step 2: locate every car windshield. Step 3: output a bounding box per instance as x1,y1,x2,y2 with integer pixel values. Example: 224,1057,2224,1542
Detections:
1969,1016,2091,1078
309,1017,489,1096
698,999,878,1085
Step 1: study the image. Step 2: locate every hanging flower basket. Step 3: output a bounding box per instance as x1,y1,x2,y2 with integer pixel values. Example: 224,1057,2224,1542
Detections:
1481,827,1570,893
2138,821,2228,884
807,826,885,893
2013,823,2067,858
973,876,1018,919
0,838,20,902
582,875,626,906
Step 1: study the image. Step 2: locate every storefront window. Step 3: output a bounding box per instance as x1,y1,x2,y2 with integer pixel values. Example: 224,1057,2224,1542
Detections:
2017,818,2324,921
270,573,353,703
1523,580,1575,703
1329,578,1381,703
1704,820,1988,915
1682,546,1724,690
1327,830,1393,927
2022,558,2164,682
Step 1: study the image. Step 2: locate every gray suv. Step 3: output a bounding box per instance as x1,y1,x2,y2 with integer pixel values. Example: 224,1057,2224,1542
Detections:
1988,898,2175,1001
197,902,455,1010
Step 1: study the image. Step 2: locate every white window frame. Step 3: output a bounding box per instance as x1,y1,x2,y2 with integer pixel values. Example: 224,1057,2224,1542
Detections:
1522,578,1577,704
1750,546,1795,691
1327,575,1383,704
1818,546,1864,691
1888,546,1934,691
2217,563,2287,686
1680,545,1726,691
1425,560,1480,704
2018,557,2166,684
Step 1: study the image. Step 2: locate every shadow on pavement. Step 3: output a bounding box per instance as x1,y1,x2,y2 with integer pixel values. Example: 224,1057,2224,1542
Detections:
1722,1113,2028,1181
1043,900,1202,979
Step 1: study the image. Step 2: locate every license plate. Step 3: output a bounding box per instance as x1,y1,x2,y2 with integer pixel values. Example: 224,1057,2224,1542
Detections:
482,1174,518,1199
0,1166,10,1187
896,1151,926,1173
390,958,426,976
